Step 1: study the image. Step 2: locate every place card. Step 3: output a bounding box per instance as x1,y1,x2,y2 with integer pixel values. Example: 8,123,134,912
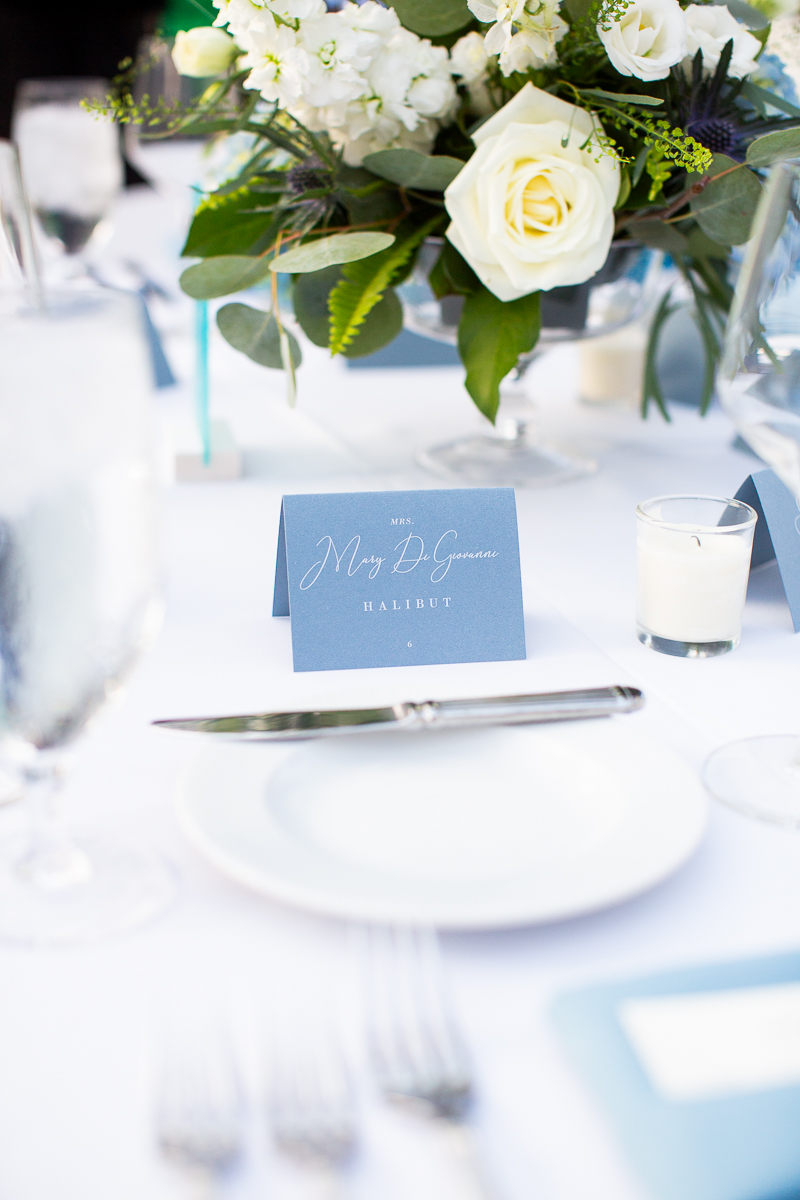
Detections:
619,982,800,1101
735,469,800,631
272,488,526,672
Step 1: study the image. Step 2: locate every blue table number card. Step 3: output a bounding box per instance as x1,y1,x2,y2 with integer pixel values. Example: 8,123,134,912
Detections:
272,488,526,673
735,469,800,632
552,950,800,1200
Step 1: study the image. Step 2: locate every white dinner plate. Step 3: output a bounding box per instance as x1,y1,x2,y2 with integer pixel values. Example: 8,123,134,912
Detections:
177,719,708,929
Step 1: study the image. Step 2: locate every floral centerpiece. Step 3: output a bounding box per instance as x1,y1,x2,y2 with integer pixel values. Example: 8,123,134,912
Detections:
106,0,800,420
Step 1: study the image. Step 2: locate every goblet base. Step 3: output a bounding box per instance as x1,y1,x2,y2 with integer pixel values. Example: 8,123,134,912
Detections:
0,829,177,946
637,627,738,658
703,735,800,827
417,432,596,488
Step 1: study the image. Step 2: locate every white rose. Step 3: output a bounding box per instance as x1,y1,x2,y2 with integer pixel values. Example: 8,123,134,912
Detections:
683,4,761,77
444,83,619,300
172,27,239,77
597,0,686,80
450,31,490,83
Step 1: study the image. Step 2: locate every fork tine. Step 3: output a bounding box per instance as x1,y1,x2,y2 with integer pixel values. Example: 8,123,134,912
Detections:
363,925,472,1118
267,1016,357,1169
155,1023,245,1196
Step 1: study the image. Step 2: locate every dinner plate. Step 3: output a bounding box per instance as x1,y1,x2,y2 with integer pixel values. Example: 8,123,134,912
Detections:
177,719,708,929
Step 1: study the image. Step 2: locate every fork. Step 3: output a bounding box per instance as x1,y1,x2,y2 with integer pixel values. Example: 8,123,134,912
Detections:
155,1029,245,1199
362,925,495,1200
268,1023,358,1199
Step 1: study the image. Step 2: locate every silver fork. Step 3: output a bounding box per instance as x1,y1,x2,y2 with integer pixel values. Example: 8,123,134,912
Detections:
268,1024,358,1199
363,925,495,1200
155,1029,245,1199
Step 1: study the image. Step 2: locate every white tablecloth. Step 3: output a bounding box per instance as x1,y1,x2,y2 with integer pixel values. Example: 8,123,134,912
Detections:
4,187,800,1200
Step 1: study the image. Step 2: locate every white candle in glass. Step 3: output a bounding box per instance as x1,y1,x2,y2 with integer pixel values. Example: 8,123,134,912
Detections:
636,496,757,656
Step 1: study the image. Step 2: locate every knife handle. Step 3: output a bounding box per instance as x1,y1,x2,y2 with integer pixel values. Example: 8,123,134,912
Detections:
411,686,643,729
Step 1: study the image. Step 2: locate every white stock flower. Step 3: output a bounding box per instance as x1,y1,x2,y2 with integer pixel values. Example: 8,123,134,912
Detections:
597,0,686,80
474,0,568,75
299,13,375,106
450,32,495,116
239,16,306,106
450,31,490,82
444,83,619,300
213,0,324,38
683,4,761,77
172,27,239,77
289,6,456,164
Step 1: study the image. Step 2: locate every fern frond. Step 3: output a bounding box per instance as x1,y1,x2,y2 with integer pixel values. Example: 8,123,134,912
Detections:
328,215,443,355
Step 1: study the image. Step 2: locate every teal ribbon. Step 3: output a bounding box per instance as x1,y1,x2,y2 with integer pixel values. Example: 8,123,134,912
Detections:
194,300,211,466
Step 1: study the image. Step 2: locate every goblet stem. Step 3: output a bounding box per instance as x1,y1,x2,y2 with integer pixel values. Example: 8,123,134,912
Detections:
15,751,92,890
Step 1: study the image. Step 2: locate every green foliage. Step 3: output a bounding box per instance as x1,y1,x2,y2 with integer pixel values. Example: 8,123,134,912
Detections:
183,187,279,258
271,231,395,273
180,255,274,300
686,228,729,260
362,150,465,191
579,89,664,108
642,289,677,421
629,219,689,255
595,0,635,32
457,288,541,423
328,215,443,354
389,0,473,37
428,240,480,298
293,266,404,358
216,304,302,370
740,80,800,119
645,145,671,202
746,127,800,167
689,154,762,245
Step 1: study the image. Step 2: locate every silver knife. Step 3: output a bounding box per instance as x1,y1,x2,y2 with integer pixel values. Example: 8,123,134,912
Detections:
152,685,644,741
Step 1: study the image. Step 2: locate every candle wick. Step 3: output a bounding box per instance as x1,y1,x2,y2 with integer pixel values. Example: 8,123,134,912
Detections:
692,536,701,547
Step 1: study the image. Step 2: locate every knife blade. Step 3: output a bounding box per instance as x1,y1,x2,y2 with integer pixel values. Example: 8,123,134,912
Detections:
152,685,643,741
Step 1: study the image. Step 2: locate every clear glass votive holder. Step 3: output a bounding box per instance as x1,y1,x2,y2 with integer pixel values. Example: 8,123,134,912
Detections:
636,495,757,658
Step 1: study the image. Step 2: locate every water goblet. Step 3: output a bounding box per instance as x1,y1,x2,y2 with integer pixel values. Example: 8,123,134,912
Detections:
703,159,800,824
0,286,176,942
12,78,123,271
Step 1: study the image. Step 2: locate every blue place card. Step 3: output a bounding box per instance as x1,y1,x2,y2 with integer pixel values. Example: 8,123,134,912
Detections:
552,950,800,1200
735,469,800,632
272,488,526,673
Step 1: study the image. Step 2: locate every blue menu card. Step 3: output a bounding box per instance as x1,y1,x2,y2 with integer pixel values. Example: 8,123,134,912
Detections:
735,470,800,631
272,488,526,673
553,950,800,1200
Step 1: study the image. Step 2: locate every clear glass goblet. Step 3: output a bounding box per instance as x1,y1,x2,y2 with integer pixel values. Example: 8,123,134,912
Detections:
704,159,800,825
0,286,176,943
12,78,123,273
123,37,213,235
403,240,663,487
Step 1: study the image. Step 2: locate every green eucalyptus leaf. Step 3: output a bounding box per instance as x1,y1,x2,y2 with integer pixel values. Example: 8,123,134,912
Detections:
362,149,465,191
458,287,541,423
689,154,762,245
746,127,800,167
389,0,472,35
686,227,729,259
293,266,340,347
270,231,395,273
180,255,273,300
293,267,403,357
216,303,302,369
